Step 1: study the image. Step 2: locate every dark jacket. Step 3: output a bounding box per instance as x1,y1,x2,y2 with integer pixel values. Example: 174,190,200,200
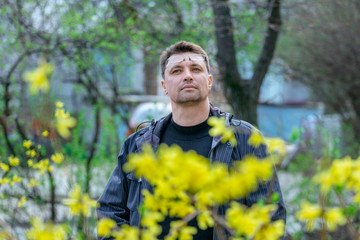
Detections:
97,104,286,240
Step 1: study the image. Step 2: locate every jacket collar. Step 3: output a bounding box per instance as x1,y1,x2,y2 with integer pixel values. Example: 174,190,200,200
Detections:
135,103,234,150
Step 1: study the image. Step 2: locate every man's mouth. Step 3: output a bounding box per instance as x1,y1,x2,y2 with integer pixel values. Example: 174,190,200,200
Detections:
181,84,197,90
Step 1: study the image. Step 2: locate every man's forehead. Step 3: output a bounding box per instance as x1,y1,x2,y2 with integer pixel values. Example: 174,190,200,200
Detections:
166,53,205,68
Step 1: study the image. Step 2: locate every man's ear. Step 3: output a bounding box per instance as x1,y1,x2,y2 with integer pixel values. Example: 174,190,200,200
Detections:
161,80,168,94
208,75,213,89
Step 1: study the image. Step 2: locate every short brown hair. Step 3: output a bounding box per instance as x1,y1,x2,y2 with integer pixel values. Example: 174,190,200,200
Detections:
160,41,210,78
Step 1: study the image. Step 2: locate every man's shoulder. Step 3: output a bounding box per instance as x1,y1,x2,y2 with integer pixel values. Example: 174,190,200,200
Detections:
210,104,259,135
230,117,257,136
126,125,151,143
124,114,168,145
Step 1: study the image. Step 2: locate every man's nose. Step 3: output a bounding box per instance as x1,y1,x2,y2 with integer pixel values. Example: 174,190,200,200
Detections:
183,68,193,81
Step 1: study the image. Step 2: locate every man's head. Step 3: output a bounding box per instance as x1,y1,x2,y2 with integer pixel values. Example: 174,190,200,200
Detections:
160,41,212,106
160,41,210,79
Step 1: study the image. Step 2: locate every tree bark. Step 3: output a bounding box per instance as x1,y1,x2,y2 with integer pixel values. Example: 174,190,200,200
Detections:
210,0,281,125
143,48,159,95
85,106,101,195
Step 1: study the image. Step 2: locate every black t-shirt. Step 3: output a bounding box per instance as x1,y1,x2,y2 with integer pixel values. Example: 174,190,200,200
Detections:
158,117,213,240
160,117,212,157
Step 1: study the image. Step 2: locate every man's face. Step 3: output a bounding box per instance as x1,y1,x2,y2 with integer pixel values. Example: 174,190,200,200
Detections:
161,52,212,105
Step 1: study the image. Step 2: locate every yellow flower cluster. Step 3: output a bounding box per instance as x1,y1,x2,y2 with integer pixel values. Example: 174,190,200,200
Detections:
313,156,360,199
295,155,360,233
246,129,286,166
8,155,20,167
248,128,265,148
121,144,277,239
0,178,10,185
226,202,285,240
207,117,237,146
51,152,64,164
26,149,36,158
62,184,98,217
296,201,346,231
0,162,9,172
246,128,286,157
27,178,40,188
33,159,53,175
126,145,273,204
0,175,23,187
97,218,117,238
54,102,77,139
10,175,22,186
97,218,141,240
26,217,67,240
265,137,286,157
23,60,54,95
42,130,49,137
111,225,140,240
18,196,27,208
23,140,33,149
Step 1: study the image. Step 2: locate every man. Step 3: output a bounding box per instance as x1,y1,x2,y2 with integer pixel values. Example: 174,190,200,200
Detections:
97,41,286,239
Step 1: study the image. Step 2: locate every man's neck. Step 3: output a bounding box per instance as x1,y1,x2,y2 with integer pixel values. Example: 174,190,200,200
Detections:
171,99,210,126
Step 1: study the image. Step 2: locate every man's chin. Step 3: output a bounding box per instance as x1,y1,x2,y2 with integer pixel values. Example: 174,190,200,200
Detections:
175,97,204,105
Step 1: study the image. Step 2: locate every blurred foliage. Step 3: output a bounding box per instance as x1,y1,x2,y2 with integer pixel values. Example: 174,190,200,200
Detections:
279,0,360,145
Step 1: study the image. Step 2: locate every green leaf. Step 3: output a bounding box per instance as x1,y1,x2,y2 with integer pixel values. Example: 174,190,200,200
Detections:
256,198,266,206
270,192,280,203
346,204,358,218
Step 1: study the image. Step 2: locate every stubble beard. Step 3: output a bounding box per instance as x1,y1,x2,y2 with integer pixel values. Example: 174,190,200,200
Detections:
175,89,207,105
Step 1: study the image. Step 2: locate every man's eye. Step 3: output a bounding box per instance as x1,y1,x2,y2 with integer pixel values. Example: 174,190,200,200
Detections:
172,69,181,74
193,67,201,72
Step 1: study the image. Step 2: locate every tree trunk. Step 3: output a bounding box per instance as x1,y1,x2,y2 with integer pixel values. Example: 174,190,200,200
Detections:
210,0,281,126
347,86,360,142
225,82,258,125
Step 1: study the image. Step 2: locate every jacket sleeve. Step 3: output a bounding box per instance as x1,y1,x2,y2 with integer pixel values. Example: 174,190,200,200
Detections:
246,143,287,238
97,142,130,239
248,144,286,219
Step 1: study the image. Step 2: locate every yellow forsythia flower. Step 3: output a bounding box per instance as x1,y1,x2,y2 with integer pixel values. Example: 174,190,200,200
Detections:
0,231,11,240
28,159,34,167
23,60,54,95
10,175,23,187
27,178,40,187
0,178,10,185
324,207,346,231
25,217,67,240
56,101,64,108
42,130,49,137
265,137,286,156
51,152,64,164
112,225,139,240
208,117,237,146
226,201,277,238
8,155,19,166
97,218,117,237
296,202,322,231
197,210,214,230
254,220,285,240
313,171,333,194
248,128,265,148
141,212,164,236
18,196,27,207
313,157,353,194
62,184,98,217
23,140,32,149
54,106,77,139
178,226,197,240
26,149,36,158
33,159,52,175
0,162,9,172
